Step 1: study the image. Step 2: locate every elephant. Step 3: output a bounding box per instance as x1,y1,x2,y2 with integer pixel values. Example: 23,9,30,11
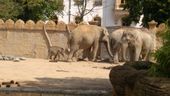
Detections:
110,28,129,63
67,25,113,62
110,27,154,63
121,27,154,61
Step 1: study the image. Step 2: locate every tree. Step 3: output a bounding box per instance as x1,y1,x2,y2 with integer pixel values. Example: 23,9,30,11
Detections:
0,0,22,21
17,0,64,21
0,0,64,21
123,0,170,27
73,0,95,23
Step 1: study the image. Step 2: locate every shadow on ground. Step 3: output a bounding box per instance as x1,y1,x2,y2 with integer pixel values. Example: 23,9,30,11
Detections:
22,77,112,90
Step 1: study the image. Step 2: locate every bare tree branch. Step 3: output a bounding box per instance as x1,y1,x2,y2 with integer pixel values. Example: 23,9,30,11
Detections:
77,4,81,15
70,13,77,16
84,6,95,16
73,0,95,21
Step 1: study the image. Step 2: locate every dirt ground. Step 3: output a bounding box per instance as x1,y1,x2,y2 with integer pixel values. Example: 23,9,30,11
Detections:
0,58,123,90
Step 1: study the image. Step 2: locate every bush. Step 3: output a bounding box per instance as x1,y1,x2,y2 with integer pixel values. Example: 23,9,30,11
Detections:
75,15,83,24
149,23,170,78
93,15,101,26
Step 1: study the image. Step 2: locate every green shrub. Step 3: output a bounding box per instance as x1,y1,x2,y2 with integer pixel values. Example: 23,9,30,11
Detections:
75,15,83,24
149,23,170,78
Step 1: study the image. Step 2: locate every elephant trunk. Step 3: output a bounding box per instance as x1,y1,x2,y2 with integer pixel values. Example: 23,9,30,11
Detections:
104,40,113,58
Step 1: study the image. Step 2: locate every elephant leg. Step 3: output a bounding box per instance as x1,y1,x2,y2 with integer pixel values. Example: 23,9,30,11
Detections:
68,45,79,62
77,50,83,60
129,47,133,61
68,50,73,61
112,43,121,63
143,50,150,61
82,48,91,61
72,49,80,62
125,47,131,61
121,43,128,62
134,46,142,61
68,51,75,62
96,43,102,60
92,40,99,62
113,52,119,64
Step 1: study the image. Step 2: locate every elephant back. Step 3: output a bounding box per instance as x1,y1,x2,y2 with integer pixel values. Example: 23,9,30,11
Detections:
72,25,101,34
111,28,124,41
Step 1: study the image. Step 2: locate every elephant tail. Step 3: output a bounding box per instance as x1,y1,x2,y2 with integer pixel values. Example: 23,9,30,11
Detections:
43,24,52,49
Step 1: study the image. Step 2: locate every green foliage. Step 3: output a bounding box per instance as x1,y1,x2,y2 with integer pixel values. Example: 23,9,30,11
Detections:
124,0,170,27
122,16,132,26
0,0,23,21
0,0,64,21
75,15,82,24
149,23,170,78
18,0,64,21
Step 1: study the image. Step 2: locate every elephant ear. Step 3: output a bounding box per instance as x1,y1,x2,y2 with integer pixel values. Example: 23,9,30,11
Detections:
102,27,109,36
133,30,141,41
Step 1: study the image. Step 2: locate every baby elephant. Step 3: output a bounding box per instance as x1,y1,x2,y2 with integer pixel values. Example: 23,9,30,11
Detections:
48,46,65,62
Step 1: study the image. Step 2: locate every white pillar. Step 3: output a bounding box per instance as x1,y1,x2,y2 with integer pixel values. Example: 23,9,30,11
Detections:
102,0,115,27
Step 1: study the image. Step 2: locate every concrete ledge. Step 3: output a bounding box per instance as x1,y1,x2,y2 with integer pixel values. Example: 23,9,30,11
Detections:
0,87,112,96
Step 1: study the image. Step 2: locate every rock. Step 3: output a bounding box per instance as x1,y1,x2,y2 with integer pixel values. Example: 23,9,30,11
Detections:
0,55,3,60
133,77,170,96
109,61,151,96
3,56,10,61
19,57,26,60
6,84,10,88
10,80,15,84
13,58,20,62
6,55,15,61
109,65,137,96
0,55,26,61
124,61,153,70
2,82,11,85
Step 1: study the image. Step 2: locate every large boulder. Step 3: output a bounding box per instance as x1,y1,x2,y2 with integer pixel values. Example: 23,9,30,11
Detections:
133,77,170,96
109,61,153,96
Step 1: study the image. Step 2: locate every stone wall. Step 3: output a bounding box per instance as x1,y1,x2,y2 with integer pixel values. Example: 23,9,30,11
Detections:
0,19,120,59
0,19,77,59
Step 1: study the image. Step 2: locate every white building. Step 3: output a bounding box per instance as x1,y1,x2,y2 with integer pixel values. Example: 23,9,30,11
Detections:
58,0,128,27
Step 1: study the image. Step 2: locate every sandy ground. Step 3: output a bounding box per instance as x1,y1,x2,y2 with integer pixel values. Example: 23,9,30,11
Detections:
0,58,123,90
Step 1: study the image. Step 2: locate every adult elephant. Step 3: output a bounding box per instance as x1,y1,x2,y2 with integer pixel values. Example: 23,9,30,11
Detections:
121,27,153,61
67,25,113,62
110,27,154,63
110,28,129,63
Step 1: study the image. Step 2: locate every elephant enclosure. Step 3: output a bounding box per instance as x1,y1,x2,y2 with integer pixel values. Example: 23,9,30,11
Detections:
0,58,122,95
